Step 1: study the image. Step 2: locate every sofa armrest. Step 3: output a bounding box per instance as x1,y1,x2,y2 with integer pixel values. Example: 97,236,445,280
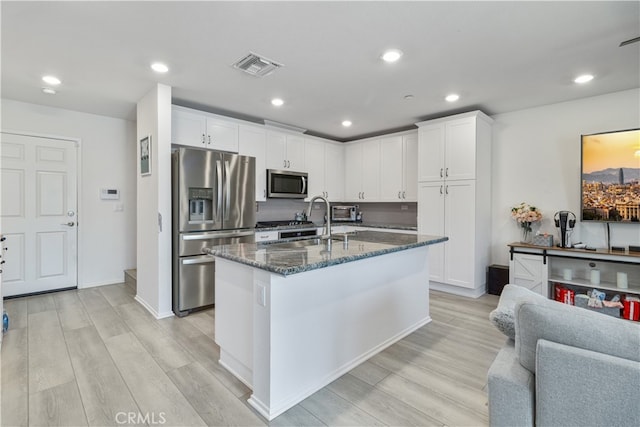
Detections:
487,341,535,427
536,339,640,427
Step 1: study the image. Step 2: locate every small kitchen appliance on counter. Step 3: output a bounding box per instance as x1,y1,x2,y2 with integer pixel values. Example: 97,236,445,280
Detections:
554,210,576,248
331,205,359,222
172,147,255,316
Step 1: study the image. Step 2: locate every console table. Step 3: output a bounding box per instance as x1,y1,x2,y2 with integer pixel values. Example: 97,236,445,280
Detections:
508,243,640,299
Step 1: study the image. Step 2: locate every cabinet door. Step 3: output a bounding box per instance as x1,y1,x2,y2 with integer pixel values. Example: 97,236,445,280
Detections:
445,118,476,180
361,140,380,201
172,108,207,148
285,135,305,171
418,124,444,182
239,125,267,201
418,182,445,282
266,131,287,170
344,143,362,202
510,253,547,296
206,117,239,153
402,133,418,201
304,139,325,200
443,180,476,288
324,143,344,201
379,136,404,201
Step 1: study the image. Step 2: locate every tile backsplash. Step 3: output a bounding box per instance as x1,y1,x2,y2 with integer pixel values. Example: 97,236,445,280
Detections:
256,200,417,226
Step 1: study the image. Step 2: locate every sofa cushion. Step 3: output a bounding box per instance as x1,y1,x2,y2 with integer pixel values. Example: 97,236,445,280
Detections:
489,284,547,340
515,297,640,373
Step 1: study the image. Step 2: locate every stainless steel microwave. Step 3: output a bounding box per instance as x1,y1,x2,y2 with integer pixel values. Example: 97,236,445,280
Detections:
267,169,308,199
331,205,358,222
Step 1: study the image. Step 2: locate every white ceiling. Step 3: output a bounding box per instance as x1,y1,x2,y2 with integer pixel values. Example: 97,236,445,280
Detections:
2,1,639,141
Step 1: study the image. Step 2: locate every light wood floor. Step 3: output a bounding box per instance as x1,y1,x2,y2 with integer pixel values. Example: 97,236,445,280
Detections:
1,282,504,426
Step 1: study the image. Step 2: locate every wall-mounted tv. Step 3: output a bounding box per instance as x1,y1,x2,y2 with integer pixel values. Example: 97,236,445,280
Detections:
581,128,640,222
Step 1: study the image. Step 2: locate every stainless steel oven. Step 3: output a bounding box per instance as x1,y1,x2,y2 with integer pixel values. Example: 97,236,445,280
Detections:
267,169,308,199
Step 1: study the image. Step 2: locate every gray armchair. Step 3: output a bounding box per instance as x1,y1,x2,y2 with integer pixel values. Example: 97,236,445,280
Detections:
487,285,640,427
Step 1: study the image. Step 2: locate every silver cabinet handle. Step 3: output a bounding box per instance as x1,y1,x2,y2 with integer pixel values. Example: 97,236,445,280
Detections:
61,221,75,227
445,167,449,177
440,168,443,178
445,185,449,195
287,160,291,168
284,159,287,168
402,191,406,199
440,185,443,195
208,135,212,145
263,189,266,198
202,134,206,144
362,192,365,200
398,191,401,199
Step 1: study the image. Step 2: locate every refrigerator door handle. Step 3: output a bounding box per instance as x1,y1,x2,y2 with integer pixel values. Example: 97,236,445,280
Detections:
182,230,255,241
216,160,223,221
181,257,215,265
224,160,231,220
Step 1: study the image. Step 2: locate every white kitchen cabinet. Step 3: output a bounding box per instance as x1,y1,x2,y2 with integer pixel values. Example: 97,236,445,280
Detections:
305,138,344,201
418,114,480,182
266,131,305,171
379,132,418,202
172,106,239,152
417,111,493,297
344,140,381,202
509,251,548,295
239,124,267,201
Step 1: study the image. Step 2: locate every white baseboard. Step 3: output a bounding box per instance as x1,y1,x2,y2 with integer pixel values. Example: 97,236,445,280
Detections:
134,295,174,319
430,281,486,298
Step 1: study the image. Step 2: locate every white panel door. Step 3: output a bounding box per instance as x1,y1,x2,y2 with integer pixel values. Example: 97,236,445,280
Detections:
1,133,78,296
361,140,380,201
445,118,476,181
418,181,445,282
379,136,403,201
304,139,325,200
324,143,344,202
444,180,476,288
402,133,419,201
239,125,267,201
418,124,445,182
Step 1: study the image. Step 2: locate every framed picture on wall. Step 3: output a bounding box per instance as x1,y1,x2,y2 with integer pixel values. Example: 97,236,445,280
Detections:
140,135,151,176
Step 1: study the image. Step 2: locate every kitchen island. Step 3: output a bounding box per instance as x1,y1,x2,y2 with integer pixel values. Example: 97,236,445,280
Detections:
204,230,447,420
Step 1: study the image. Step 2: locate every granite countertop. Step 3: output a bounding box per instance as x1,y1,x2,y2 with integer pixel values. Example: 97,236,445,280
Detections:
204,230,446,276
255,222,418,232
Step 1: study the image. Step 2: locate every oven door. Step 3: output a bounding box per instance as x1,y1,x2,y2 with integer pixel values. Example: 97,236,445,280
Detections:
267,169,308,198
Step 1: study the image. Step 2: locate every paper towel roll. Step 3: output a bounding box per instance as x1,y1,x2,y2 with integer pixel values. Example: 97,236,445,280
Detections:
590,269,600,285
617,272,628,289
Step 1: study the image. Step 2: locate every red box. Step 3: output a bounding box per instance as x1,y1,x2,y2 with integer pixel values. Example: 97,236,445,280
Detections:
554,284,574,305
622,298,640,321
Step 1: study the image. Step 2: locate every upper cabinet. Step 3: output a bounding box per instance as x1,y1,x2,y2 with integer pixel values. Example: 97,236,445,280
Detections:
238,124,267,202
304,138,344,202
379,132,418,202
172,106,239,153
344,140,381,202
417,114,490,182
266,131,305,171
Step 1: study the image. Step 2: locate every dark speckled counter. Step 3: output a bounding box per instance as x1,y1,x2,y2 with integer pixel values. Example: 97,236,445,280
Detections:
204,230,446,276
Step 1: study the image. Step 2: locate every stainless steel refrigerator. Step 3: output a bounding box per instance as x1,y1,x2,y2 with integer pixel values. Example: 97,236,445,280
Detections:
172,147,255,316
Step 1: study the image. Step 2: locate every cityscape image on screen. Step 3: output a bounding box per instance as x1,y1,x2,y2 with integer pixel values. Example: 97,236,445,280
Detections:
581,128,640,222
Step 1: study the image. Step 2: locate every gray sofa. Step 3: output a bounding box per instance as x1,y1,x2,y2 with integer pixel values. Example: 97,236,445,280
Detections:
487,285,640,427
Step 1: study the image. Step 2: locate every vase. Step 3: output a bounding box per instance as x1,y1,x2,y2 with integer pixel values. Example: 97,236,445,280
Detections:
520,223,533,243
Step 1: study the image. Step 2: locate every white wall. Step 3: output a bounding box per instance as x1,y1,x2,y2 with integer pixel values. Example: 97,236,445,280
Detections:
491,89,640,265
1,99,137,287
135,84,173,318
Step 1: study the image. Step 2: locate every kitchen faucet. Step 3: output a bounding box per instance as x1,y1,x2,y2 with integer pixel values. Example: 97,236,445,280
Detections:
306,194,332,245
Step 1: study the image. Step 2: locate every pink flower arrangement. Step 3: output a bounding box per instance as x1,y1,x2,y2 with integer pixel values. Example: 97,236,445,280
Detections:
511,202,543,235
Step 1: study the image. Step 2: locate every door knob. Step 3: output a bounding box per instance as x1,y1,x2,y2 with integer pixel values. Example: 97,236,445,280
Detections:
61,221,75,227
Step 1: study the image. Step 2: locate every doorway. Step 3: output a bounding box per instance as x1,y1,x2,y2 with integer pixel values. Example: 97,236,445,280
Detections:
1,132,79,297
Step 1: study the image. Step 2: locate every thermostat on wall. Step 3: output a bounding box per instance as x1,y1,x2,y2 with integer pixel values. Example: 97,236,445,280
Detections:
100,188,120,200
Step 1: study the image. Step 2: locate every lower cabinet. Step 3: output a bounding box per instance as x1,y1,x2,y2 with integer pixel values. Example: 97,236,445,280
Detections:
509,252,548,295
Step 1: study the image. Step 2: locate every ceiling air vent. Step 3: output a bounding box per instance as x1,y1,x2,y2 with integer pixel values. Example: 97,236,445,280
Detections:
232,52,283,77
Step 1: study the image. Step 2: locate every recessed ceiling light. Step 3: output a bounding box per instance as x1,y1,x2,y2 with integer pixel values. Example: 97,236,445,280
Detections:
42,87,57,95
271,98,284,107
574,74,594,84
151,62,169,73
404,95,415,100
342,120,352,127
445,94,460,102
42,75,61,85
381,49,403,63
